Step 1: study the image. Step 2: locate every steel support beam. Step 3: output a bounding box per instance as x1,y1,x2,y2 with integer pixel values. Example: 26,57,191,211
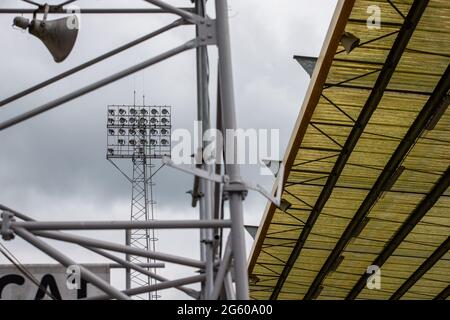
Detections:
83,275,205,300
19,229,205,269
347,165,450,299
0,39,196,131
13,227,131,300
271,0,430,300
11,219,232,230
390,237,450,300
0,8,194,14
0,20,183,108
215,0,249,300
434,285,450,300
88,246,198,299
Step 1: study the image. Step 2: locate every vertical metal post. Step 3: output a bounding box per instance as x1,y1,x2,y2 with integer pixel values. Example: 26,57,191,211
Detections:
196,0,215,299
215,0,249,299
125,229,131,290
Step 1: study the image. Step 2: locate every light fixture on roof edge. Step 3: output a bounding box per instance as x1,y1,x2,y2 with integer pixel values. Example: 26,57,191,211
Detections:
340,32,360,54
293,55,318,77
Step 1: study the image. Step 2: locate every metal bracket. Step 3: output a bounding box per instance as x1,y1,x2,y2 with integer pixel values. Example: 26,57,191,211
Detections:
162,156,229,184
196,19,217,46
223,182,249,200
1,211,15,241
242,163,286,208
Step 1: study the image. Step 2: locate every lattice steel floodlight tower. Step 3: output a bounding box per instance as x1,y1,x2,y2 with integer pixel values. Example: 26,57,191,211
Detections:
107,104,171,299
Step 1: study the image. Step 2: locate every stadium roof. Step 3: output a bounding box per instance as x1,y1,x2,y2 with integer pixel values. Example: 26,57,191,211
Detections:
249,0,450,300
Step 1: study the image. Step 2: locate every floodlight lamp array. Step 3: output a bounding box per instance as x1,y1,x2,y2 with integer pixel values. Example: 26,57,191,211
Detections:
106,105,171,159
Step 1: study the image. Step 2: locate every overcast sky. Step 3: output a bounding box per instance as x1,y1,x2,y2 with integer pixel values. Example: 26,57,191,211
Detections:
0,0,337,299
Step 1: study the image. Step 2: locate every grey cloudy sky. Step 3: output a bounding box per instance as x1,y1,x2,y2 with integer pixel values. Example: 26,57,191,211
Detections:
0,0,337,299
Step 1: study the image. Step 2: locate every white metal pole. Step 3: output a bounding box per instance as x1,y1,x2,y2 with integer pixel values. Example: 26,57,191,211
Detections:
215,0,249,299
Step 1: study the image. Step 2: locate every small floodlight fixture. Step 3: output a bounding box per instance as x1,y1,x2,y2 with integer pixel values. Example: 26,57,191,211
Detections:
340,32,360,53
119,129,126,135
108,129,115,135
293,55,318,78
119,117,127,124
161,139,169,146
280,199,292,212
119,108,126,115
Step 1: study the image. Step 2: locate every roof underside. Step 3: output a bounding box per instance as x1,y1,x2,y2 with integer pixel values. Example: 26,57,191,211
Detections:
250,0,450,300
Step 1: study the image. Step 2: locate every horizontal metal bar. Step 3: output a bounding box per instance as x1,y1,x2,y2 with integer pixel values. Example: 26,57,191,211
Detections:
0,8,194,14
109,262,165,269
83,274,204,300
0,19,184,108
142,0,197,22
14,227,130,300
11,219,232,230
0,39,197,131
18,229,204,269
88,247,198,299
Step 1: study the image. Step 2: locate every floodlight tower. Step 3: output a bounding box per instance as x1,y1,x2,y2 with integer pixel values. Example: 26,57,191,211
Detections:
106,104,172,299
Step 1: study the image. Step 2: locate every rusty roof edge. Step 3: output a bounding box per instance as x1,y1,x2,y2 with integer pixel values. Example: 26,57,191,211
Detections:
248,0,356,275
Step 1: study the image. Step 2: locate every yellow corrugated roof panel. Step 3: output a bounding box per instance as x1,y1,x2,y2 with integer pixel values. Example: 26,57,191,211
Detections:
249,0,450,300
